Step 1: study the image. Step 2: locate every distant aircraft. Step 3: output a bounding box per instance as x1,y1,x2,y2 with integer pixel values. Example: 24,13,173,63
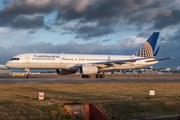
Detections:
6,32,174,78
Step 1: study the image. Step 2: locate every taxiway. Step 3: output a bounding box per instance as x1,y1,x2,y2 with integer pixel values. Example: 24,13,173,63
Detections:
0,74,180,84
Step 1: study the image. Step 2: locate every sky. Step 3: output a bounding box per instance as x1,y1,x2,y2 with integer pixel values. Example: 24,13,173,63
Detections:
0,0,180,69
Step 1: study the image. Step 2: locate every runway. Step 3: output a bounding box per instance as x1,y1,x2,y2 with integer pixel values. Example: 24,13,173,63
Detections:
0,74,180,83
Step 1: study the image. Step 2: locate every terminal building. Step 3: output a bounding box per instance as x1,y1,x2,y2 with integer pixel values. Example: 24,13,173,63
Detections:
0,64,11,74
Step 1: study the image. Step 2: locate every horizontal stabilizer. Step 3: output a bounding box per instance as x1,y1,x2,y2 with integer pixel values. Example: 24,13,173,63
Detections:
146,57,174,62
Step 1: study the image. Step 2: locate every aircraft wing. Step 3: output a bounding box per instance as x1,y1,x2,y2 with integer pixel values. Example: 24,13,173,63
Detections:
145,57,174,62
93,58,147,68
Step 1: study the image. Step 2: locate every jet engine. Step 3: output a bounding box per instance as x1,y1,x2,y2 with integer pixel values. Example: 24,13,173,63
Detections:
80,65,98,74
56,69,76,75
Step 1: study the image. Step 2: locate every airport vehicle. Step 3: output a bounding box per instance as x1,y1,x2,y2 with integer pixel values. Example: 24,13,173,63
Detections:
5,32,173,78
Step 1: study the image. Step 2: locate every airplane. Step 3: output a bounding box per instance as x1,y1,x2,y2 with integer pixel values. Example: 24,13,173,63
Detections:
5,32,174,78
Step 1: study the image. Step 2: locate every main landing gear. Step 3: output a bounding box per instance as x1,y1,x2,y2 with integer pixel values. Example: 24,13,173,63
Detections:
82,74,91,78
95,74,105,78
82,74,105,78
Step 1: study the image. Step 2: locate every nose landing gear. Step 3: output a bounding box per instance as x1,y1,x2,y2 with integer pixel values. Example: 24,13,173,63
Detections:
26,75,31,78
23,68,31,79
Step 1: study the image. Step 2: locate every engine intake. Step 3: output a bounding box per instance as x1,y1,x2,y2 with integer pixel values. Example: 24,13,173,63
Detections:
80,65,98,74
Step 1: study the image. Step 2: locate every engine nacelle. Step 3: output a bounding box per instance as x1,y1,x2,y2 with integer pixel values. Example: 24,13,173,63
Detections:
80,65,98,74
56,69,76,75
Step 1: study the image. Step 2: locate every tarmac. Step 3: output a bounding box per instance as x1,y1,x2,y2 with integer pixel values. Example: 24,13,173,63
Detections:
0,74,180,84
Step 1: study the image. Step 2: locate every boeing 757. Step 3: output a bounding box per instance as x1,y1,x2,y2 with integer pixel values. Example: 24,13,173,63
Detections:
5,32,174,78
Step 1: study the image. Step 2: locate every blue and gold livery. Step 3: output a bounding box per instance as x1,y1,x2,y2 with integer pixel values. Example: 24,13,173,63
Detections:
135,32,159,58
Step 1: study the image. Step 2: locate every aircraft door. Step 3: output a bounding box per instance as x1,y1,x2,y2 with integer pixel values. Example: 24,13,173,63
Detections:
60,56,65,63
60,57,63,63
57,56,62,63
26,55,30,63
59,55,66,63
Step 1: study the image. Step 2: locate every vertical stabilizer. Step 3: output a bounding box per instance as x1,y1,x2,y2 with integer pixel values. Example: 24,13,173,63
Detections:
153,47,160,57
135,32,159,58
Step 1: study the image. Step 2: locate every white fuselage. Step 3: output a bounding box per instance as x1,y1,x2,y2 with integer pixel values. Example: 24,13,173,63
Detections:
5,53,158,70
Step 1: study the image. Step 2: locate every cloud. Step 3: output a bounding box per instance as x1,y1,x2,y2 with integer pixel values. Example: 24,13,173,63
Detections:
0,27,9,33
137,31,152,38
4,0,59,15
171,29,180,42
117,36,146,53
55,0,180,38
156,40,180,68
0,12,45,29
55,0,148,38
152,10,180,30
11,15,44,29
27,30,36,35
128,9,172,24
74,26,115,39
0,0,180,39
102,39,111,43
159,28,180,43
155,29,180,68
3,0,11,6
0,27,38,47
0,0,52,29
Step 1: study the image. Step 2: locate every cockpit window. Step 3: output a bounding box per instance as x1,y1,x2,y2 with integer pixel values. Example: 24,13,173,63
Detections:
10,58,20,60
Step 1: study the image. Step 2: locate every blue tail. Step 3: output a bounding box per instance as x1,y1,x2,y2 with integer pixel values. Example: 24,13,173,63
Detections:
153,47,160,57
135,32,159,58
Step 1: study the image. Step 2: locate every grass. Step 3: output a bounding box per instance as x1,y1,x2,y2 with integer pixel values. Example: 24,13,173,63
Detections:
1,82,180,119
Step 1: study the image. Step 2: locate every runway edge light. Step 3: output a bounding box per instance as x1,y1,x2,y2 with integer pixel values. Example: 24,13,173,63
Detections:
39,92,44,100
149,90,155,98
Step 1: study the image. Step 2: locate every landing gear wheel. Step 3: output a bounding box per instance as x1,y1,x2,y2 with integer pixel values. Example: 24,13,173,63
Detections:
101,74,105,78
26,75,31,79
82,75,91,78
95,74,99,78
96,74,105,78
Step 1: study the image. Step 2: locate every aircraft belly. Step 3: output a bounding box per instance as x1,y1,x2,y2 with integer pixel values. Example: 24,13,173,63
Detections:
9,63,69,69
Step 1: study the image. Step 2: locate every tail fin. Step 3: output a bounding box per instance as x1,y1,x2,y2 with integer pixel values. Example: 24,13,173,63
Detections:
153,47,160,57
135,32,159,58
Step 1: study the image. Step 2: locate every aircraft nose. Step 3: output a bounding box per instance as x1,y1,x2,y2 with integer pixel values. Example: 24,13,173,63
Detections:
5,61,11,68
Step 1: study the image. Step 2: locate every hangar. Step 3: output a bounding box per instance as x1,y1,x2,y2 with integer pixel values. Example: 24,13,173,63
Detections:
0,64,11,74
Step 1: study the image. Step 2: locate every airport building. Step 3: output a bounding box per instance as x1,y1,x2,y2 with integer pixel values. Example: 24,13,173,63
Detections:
0,64,11,74
103,66,179,74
